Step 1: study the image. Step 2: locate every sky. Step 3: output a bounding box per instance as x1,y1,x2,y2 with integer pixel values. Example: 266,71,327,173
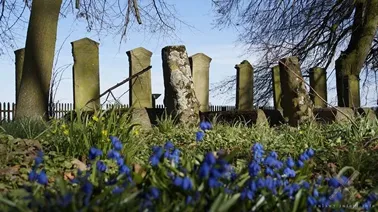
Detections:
0,1,377,107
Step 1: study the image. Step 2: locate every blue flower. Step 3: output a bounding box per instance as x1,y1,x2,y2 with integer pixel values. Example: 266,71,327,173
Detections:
208,177,222,188
265,167,275,176
34,156,43,167
186,196,193,205
173,176,183,187
96,161,107,172
204,152,216,165
164,141,174,150
152,146,164,159
149,187,160,199
149,155,160,167
199,163,211,178
196,131,205,141
296,160,304,168
89,147,102,160
252,143,264,162
112,186,124,194
110,136,123,151
306,148,315,157
182,177,193,190
286,157,295,168
313,188,319,197
241,188,254,200
301,181,310,189
362,201,372,211
81,181,93,195
284,183,300,198
366,192,378,202
269,151,278,159
37,170,48,185
307,196,317,207
107,150,121,160
339,175,349,186
199,121,212,131
248,162,261,177
264,177,275,192
283,167,296,178
330,191,343,202
328,178,340,188
57,193,73,207
299,153,309,161
28,170,38,182
116,157,124,166
119,165,131,175
256,178,265,188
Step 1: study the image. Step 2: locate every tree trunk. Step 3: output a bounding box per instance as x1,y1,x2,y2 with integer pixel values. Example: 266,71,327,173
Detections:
15,0,62,120
335,0,378,107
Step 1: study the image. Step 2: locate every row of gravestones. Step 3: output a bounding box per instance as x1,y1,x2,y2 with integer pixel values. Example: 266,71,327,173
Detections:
14,38,373,129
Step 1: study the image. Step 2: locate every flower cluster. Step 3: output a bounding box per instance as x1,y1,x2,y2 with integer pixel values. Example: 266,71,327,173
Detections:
198,152,235,189
149,141,181,167
28,151,48,186
196,120,212,142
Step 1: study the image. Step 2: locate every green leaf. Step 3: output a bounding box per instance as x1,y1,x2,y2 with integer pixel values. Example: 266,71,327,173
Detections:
292,189,303,212
209,193,225,212
218,193,240,212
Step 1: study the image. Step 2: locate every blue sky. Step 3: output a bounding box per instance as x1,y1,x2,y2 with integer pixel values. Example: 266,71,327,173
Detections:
0,1,376,107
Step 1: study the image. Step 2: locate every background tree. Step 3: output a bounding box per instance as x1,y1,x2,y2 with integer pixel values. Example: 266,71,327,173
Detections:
0,0,183,120
211,0,378,107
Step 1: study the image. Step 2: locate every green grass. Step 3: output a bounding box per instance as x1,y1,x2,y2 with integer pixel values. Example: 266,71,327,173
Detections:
0,110,377,210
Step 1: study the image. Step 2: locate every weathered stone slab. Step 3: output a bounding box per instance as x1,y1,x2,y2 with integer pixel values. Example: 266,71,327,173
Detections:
279,57,314,126
162,45,200,126
356,107,376,122
272,65,282,110
235,60,254,111
309,67,327,108
71,38,100,111
127,47,153,108
14,48,25,105
314,107,354,123
189,53,212,112
130,108,152,130
200,110,268,126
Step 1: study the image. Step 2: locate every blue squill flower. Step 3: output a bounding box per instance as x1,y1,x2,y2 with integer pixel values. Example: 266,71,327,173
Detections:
37,170,48,185
196,131,205,141
89,147,102,160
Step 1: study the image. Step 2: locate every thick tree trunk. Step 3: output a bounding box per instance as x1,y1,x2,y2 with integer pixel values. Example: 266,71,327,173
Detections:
335,0,378,107
15,0,62,120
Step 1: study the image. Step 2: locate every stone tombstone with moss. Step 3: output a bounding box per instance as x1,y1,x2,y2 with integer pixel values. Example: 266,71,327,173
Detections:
126,47,153,130
309,67,327,108
189,53,212,112
127,47,153,108
235,60,254,111
272,65,282,110
162,45,200,126
279,57,314,126
71,38,100,112
14,48,25,106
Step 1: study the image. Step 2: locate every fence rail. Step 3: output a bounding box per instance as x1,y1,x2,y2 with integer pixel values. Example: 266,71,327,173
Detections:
0,102,239,122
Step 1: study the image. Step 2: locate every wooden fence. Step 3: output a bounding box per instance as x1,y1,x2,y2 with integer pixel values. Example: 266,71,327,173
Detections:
0,102,238,122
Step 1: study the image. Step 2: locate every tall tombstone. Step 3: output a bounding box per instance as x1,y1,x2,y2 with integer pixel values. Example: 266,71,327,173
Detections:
279,57,314,126
127,47,153,108
235,60,254,111
309,67,327,108
271,65,282,110
14,48,25,105
189,53,212,112
162,45,200,126
71,38,100,111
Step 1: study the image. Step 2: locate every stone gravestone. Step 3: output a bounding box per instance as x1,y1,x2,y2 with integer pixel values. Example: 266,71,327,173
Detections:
126,47,153,129
189,53,212,112
71,38,100,112
279,57,314,126
14,48,25,106
309,67,327,108
272,65,282,110
235,60,254,111
162,45,200,126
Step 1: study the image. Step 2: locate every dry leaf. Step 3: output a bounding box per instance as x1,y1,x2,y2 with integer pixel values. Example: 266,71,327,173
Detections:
71,158,87,171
